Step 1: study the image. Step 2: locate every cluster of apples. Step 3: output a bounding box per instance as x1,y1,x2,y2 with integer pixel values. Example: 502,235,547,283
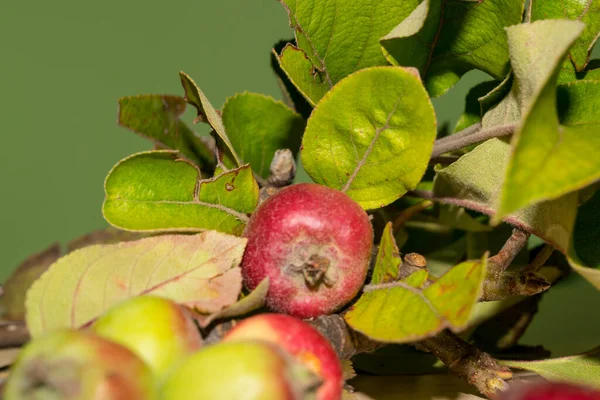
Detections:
6,184,599,399
4,296,343,399
4,183,368,400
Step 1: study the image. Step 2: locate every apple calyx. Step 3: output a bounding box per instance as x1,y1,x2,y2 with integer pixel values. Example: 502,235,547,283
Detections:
289,254,337,288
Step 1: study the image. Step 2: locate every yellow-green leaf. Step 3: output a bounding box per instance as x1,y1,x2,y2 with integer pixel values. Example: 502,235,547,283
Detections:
301,67,436,210
26,232,246,338
179,71,241,166
103,151,258,235
370,222,401,285
344,256,486,343
276,0,419,103
501,347,600,389
381,0,524,97
493,21,600,221
221,92,305,179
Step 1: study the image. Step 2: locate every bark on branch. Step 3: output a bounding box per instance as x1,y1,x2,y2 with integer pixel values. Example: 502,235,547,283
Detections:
309,317,512,399
481,229,550,301
0,321,30,349
420,330,512,399
431,124,516,158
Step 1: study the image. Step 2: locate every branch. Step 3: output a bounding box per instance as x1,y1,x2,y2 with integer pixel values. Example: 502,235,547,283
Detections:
481,269,551,302
420,330,512,399
431,124,516,158
267,149,296,187
0,321,30,349
429,155,460,165
481,229,550,301
311,317,513,399
488,229,529,274
399,253,428,280
258,148,297,203
435,122,482,145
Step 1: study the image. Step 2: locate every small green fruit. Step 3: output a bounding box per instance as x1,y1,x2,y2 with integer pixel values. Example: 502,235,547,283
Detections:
4,329,155,400
159,340,321,400
91,295,202,377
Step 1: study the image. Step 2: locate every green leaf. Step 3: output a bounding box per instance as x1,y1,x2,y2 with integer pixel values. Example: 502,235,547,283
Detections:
494,21,600,221
432,139,578,254
26,232,246,338
501,347,600,389
179,71,241,166
344,256,486,343
195,278,270,328
480,73,518,127
558,58,600,85
531,0,600,71
276,0,420,103
270,40,313,119
221,92,305,179
103,151,258,235
482,20,581,128
568,190,600,290
381,0,524,97
117,95,213,168
370,222,402,285
0,244,60,321
301,67,436,210
275,44,330,106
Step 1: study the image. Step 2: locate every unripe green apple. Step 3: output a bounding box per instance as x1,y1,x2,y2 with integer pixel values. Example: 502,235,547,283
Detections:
91,295,202,377
4,329,155,400
159,340,322,400
224,314,343,400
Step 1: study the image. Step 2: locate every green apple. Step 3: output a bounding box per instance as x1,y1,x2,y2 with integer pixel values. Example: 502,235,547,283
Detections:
91,295,202,377
159,340,321,400
4,329,155,400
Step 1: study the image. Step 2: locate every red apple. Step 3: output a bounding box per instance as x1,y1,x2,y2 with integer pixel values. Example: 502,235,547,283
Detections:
91,295,202,377
242,183,373,318
500,381,600,400
224,313,343,400
4,330,155,399
158,340,321,399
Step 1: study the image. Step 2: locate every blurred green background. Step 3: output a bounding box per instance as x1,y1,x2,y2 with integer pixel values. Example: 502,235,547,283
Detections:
1,0,598,360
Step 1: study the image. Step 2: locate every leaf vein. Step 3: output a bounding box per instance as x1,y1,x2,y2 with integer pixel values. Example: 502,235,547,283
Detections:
341,94,403,193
